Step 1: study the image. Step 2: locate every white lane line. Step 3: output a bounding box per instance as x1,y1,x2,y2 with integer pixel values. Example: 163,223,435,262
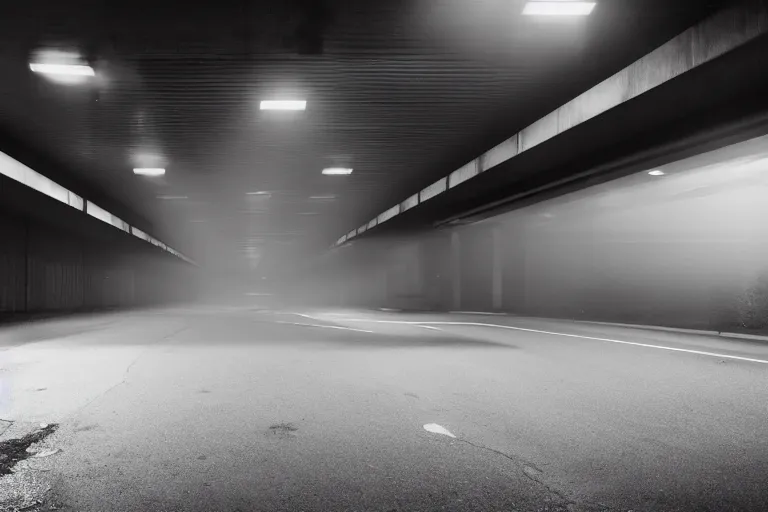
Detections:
319,318,768,365
450,311,506,316
274,320,374,334
418,325,442,331
290,312,325,321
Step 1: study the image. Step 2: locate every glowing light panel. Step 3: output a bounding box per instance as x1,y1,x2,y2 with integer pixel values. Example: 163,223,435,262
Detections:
260,100,307,111
523,1,596,16
322,167,353,175
133,168,166,176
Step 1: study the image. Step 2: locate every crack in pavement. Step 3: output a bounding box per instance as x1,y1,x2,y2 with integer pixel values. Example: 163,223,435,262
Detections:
457,438,614,512
458,439,571,504
0,420,14,438
62,324,191,422
13,324,194,511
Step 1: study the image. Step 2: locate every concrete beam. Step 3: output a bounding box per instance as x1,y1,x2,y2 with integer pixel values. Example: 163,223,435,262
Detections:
340,0,768,246
490,0,768,163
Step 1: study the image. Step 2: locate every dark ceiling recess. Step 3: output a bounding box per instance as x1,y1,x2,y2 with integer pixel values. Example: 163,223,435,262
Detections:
285,0,335,55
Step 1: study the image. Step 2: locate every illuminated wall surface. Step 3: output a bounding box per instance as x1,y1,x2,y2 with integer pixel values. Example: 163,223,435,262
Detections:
317,134,768,331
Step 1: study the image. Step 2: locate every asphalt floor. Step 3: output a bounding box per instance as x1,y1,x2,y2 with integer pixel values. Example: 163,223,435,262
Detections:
1,306,767,512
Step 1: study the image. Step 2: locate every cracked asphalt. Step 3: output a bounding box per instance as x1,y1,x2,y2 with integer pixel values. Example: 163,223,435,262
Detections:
1,306,768,512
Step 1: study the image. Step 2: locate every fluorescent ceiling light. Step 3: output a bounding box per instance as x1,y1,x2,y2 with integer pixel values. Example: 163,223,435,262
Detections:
260,100,307,111
133,168,166,176
322,167,353,175
246,191,271,195
648,170,665,176
522,1,596,16
310,194,336,200
29,63,95,76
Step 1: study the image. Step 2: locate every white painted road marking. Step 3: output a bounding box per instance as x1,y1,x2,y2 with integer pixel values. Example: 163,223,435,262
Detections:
312,318,768,365
450,311,506,316
418,325,442,331
423,423,456,438
274,321,374,334
287,313,325,321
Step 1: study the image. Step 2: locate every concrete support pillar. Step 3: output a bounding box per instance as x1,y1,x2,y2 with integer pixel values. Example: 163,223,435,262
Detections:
451,230,461,310
522,222,531,314
339,276,348,307
379,265,389,307
492,226,503,310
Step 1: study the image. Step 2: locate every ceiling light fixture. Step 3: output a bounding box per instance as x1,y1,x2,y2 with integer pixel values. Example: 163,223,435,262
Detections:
322,167,353,175
134,168,166,176
522,1,597,16
260,100,307,111
29,63,95,76
648,170,665,176
310,194,336,200
246,191,271,195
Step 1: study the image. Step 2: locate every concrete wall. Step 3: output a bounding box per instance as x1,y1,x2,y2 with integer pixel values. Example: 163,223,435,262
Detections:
0,209,197,316
324,134,768,331
0,213,26,311
504,199,761,328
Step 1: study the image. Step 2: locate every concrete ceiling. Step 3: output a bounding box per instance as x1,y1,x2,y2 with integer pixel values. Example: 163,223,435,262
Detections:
0,0,725,275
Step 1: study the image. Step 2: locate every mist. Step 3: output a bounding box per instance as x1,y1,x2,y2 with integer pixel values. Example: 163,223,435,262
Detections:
287,133,768,332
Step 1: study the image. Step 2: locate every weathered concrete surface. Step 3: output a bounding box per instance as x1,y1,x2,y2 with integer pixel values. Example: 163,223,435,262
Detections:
2,306,767,512
0,315,187,423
